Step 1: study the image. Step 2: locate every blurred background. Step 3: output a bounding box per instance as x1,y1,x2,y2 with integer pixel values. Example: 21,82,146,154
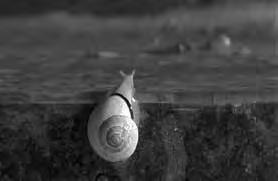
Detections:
0,0,276,103
0,0,276,16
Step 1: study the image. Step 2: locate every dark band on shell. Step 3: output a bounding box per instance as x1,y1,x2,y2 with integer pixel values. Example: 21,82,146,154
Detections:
87,70,139,162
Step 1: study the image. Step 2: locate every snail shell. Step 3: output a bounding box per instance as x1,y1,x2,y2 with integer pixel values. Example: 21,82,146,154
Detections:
87,70,139,162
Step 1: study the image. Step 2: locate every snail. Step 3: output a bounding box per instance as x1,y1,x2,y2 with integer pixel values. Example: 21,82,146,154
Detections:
87,70,139,162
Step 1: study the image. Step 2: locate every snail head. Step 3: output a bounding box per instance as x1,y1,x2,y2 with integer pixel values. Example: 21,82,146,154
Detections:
115,70,136,102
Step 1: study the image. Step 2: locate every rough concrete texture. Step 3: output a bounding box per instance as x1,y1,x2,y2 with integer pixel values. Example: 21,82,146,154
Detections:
0,103,277,181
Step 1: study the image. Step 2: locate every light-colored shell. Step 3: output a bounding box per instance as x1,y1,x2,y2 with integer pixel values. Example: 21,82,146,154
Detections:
95,115,138,162
88,96,139,162
87,70,139,162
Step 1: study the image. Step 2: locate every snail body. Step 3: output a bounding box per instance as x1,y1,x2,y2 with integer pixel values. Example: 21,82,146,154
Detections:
87,70,139,162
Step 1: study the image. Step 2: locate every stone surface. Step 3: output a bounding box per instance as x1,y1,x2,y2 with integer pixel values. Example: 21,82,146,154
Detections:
0,103,278,180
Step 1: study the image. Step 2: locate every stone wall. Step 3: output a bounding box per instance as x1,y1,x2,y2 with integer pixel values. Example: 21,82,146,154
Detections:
0,103,277,180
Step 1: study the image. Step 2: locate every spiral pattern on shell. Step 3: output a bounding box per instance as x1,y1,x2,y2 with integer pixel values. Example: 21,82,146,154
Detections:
91,115,138,162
